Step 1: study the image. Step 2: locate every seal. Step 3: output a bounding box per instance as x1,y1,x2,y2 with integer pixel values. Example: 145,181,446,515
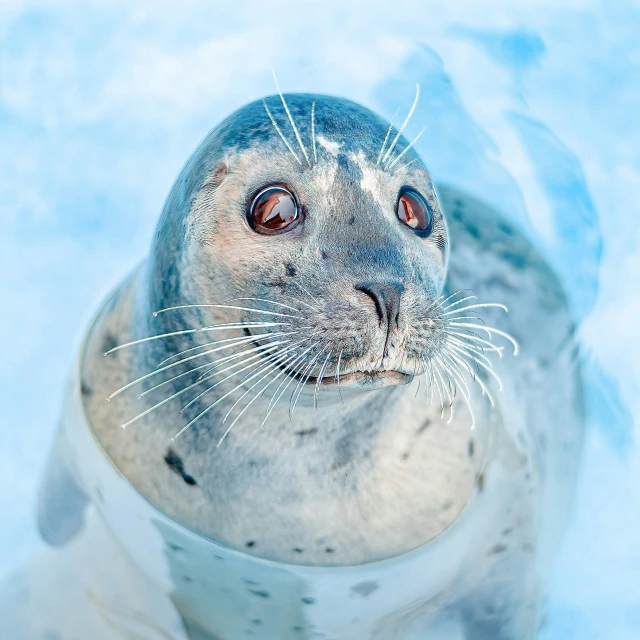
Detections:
6,89,584,640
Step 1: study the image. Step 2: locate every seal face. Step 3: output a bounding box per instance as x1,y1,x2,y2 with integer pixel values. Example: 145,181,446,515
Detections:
150,93,451,398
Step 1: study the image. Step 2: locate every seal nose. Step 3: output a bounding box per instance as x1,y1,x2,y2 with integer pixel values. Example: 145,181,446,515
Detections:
355,281,404,332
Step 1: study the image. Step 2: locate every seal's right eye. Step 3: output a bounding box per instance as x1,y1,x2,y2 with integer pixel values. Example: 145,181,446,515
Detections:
249,186,299,235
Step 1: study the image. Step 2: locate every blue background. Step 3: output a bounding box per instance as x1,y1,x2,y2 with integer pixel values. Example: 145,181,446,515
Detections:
1,2,638,638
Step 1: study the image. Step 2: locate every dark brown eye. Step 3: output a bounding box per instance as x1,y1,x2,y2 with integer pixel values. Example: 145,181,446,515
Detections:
397,188,433,237
249,186,299,234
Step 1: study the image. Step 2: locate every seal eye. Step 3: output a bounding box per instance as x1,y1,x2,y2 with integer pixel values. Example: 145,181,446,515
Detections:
396,188,433,237
250,186,299,234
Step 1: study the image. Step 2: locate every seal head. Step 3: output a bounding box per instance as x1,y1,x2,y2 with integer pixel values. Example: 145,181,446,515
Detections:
146,94,449,395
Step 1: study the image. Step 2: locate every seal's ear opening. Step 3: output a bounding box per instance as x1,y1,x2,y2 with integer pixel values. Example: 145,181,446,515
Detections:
36,427,89,547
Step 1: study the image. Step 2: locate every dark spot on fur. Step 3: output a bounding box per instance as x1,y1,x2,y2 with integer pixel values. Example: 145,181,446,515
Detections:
102,333,118,354
285,263,297,277
214,554,224,561
348,215,355,225
351,580,379,597
301,597,315,605
183,576,193,583
321,250,328,260
442,501,453,511
293,627,303,632
245,540,255,548
249,588,270,599
468,440,475,457
476,472,485,492
293,547,304,554
498,222,514,236
417,418,431,434
164,448,197,486
325,547,334,554
502,527,512,536
402,452,410,461
490,543,508,555
168,542,184,552
294,428,318,437
251,619,262,626
81,381,93,397
243,578,258,585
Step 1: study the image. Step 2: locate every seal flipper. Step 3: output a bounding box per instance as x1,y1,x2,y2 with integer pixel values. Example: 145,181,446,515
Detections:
37,424,90,546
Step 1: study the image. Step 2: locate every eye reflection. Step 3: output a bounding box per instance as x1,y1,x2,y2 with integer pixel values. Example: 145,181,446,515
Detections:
250,186,299,234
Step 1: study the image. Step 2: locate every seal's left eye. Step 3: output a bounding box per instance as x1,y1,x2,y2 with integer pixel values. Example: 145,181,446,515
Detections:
396,188,433,237
250,186,299,234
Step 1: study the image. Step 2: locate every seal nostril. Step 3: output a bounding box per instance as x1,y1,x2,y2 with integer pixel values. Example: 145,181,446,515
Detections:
355,282,404,332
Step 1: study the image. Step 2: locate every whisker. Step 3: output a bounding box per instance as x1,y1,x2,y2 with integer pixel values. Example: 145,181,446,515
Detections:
103,322,284,355
143,336,295,398
397,157,420,173
120,343,290,428
335,349,345,405
272,70,311,167
157,330,290,367
153,304,304,320
447,321,519,355
221,344,305,424
265,343,319,418
182,340,306,413
313,351,332,410
376,107,400,165
381,83,420,165
441,294,477,311
290,281,321,308
107,335,294,402
290,345,329,418
262,99,303,165
229,297,306,314
217,349,304,448
444,303,508,316
448,343,504,392
171,358,281,442
386,127,426,170
443,329,504,356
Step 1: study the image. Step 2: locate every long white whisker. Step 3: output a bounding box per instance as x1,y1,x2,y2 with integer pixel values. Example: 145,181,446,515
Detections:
448,322,519,355
217,350,304,448
441,295,477,311
381,83,420,165
443,329,505,356
103,322,285,355
107,335,294,401
221,344,305,424
272,70,311,166
376,107,400,165
182,339,307,413
120,343,290,428
314,351,332,410
262,99,303,165
154,304,303,320
444,303,508,316
157,330,290,367
143,336,296,398
387,127,426,170
448,343,504,392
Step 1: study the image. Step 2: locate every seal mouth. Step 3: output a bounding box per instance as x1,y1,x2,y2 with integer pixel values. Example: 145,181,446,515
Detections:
308,369,414,389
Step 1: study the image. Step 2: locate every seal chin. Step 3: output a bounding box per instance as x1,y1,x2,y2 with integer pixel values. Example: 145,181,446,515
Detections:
313,370,414,389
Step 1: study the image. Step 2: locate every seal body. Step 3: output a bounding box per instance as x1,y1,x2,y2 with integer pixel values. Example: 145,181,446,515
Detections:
0,94,584,640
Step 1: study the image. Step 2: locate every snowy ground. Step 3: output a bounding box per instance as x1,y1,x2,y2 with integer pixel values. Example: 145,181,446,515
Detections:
1,1,638,638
